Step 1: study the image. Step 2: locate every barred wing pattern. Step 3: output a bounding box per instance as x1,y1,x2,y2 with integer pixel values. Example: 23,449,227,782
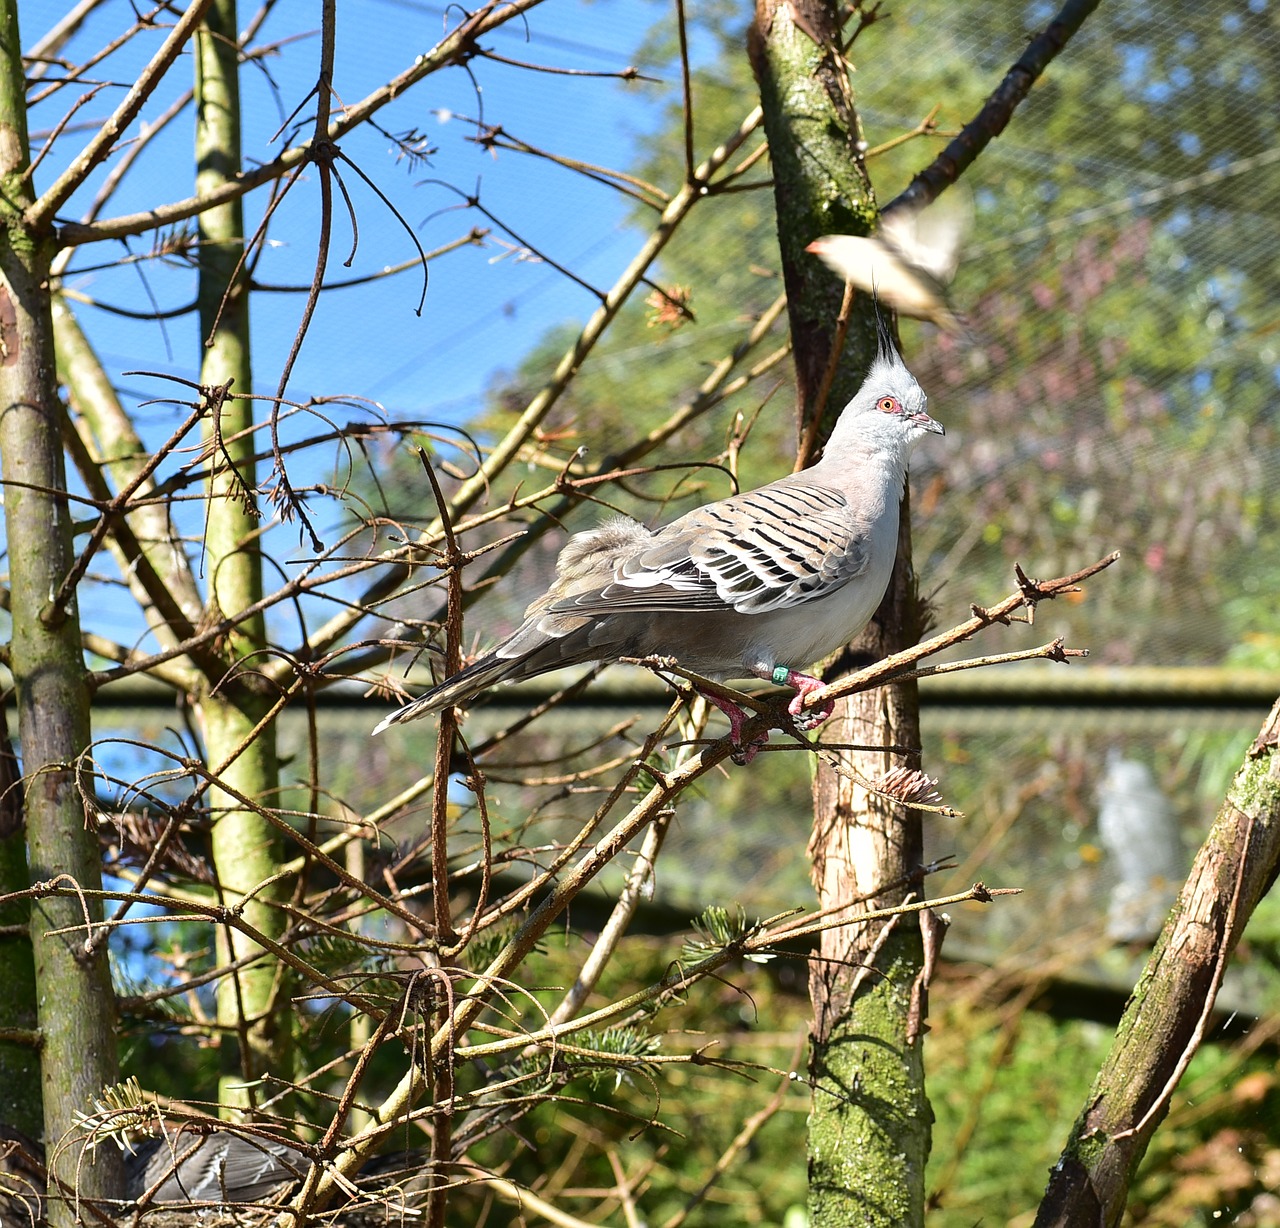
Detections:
548,480,869,618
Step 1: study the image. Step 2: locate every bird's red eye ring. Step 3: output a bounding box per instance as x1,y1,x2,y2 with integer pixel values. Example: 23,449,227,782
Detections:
877,396,901,413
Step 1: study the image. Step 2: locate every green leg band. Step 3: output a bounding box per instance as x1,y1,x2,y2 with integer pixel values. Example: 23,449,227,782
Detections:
771,665,791,686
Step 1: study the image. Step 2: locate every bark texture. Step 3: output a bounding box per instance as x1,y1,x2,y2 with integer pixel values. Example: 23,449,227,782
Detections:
0,704,40,1140
805,511,931,1228
748,0,876,449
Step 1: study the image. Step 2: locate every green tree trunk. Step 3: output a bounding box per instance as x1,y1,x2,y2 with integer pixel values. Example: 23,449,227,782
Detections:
749,2,932,1223
748,0,877,437
805,541,931,1228
0,0,122,1213
193,0,289,1115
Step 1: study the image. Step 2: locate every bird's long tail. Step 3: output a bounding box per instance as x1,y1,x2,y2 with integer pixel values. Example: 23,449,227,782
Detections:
371,652,522,735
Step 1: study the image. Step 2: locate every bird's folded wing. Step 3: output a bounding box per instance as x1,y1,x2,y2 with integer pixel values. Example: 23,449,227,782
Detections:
549,481,870,617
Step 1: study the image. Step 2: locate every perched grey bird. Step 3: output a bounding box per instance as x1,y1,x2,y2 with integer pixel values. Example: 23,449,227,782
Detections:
1,1124,302,1217
0,1123,420,1215
375,319,943,759
125,1126,306,1205
807,192,971,335
121,1125,427,1209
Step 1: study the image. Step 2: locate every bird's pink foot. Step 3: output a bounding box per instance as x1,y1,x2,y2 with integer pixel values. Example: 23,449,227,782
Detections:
779,669,834,731
699,689,768,765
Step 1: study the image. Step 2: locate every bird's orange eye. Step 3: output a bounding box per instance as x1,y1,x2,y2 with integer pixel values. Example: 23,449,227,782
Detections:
877,396,900,413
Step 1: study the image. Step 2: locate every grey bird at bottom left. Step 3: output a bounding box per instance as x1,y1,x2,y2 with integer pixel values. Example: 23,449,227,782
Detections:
0,1123,305,1220
125,1126,307,1206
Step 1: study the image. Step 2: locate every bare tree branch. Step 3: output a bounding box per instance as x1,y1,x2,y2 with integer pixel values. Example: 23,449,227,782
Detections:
31,0,217,227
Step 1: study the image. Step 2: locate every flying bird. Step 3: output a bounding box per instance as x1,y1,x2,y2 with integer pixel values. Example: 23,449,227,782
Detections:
375,320,944,760
807,191,971,335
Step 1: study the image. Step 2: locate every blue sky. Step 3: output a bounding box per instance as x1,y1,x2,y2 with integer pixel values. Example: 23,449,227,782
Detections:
33,0,681,426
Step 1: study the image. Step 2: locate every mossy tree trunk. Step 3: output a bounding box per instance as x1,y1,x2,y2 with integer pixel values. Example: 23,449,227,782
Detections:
749,3,932,1224
749,0,876,444
0,0,123,1214
193,0,289,1115
804,539,931,1228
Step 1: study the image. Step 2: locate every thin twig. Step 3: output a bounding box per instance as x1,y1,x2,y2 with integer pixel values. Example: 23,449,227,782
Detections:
419,448,462,948
795,278,855,470
796,552,1120,713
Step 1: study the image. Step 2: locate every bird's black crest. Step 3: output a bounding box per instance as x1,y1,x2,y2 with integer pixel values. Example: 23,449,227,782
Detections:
873,298,899,364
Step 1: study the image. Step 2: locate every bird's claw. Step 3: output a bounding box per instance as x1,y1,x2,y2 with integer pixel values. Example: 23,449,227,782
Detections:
784,672,834,731
789,700,833,732
698,687,770,765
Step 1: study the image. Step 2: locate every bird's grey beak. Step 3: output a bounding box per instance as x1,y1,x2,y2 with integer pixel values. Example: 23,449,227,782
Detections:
914,412,944,436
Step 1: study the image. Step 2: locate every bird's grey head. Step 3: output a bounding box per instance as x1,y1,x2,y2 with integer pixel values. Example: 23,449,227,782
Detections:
824,315,943,457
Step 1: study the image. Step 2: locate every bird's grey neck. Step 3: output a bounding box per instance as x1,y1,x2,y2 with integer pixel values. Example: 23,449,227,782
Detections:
816,434,910,496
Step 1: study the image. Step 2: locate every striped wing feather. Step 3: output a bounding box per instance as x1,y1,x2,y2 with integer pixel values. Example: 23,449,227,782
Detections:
549,480,868,617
